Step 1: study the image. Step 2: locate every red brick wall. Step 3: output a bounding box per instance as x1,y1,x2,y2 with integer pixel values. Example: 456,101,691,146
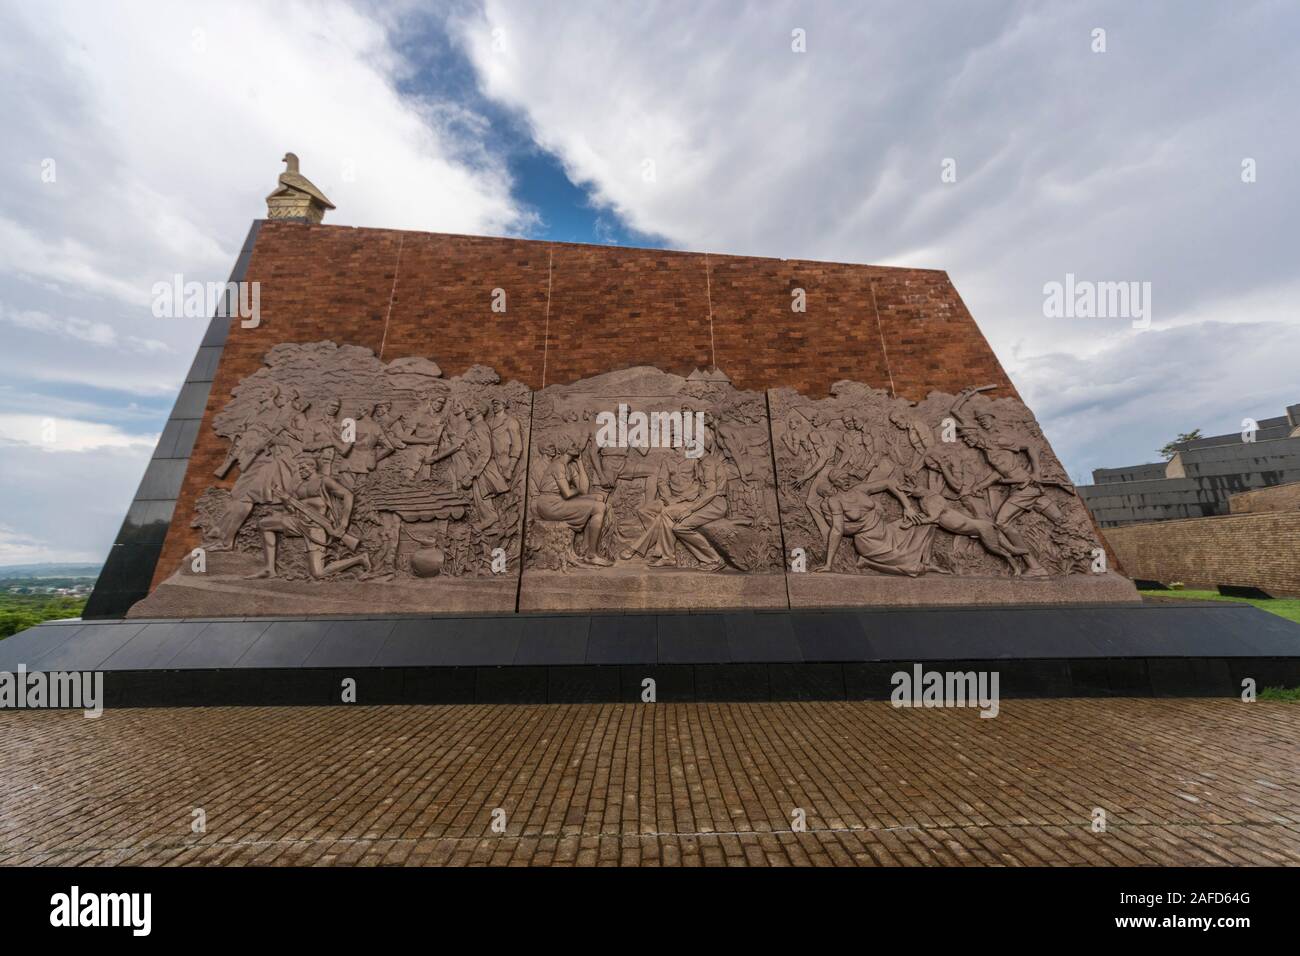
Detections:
1229,481,1300,514
152,222,1031,588
1103,514,1300,596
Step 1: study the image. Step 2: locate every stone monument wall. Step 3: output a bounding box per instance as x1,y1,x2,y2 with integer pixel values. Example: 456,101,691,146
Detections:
141,221,1131,612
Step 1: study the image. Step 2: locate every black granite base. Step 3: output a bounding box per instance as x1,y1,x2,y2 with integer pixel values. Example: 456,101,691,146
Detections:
4,602,1298,706
85,656,1299,706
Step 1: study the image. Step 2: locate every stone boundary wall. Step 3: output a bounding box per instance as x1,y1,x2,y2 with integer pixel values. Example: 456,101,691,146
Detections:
1230,481,1300,515
1103,512,1300,596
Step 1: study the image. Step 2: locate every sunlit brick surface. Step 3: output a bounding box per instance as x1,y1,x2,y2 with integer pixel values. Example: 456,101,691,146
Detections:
2,700,1298,866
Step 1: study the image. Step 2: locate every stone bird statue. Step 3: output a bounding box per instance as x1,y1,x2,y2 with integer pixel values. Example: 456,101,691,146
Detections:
265,152,336,223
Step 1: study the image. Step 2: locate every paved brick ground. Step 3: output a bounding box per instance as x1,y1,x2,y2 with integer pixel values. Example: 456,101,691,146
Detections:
1,700,1298,866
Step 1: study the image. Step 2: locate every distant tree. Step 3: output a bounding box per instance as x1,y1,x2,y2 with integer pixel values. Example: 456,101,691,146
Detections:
1158,429,1202,459
0,609,42,639
0,594,85,638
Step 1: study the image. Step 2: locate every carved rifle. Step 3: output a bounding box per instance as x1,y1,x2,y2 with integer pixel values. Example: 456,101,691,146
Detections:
283,496,361,551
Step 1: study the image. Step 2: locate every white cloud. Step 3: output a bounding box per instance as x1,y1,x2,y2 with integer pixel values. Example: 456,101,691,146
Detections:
1015,320,1300,480
453,0,1300,474
0,0,531,565
1,304,172,354
0,0,532,411
0,524,85,566
0,441,157,566
2,1,528,305
3,307,115,348
0,384,166,427
0,217,149,307
0,415,159,453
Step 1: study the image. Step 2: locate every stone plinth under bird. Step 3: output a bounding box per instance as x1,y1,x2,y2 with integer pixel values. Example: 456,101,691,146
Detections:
265,152,336,224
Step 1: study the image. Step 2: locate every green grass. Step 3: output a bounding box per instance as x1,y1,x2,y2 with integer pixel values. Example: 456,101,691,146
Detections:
1139,588,1300,625
1259,686,1300,702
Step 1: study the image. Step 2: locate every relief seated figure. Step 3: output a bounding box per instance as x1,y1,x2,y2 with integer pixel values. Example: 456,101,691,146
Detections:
813,470,937,576
619,429,729,571
532,439,614,568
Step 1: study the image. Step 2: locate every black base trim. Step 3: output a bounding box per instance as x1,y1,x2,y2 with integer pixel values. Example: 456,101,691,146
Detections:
7,602,1298,706
71,655,1300,706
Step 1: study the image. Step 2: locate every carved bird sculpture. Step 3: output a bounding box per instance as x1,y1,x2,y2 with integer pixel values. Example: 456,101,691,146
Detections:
275,152,335,211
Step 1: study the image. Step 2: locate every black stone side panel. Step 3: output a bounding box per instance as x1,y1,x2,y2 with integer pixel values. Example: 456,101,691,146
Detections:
84,221,264,618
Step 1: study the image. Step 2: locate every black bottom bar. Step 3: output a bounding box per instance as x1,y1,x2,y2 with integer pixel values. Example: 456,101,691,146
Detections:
84,656,1300,707
0,865,1285,940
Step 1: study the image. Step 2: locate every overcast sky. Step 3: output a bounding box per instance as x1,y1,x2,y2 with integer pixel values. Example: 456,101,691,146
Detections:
1,0,1297,565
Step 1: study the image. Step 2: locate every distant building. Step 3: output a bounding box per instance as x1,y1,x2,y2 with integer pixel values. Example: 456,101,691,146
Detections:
1079,403,1300,528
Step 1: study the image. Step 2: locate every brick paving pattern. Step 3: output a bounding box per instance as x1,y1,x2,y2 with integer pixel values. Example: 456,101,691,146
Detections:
1,699,1298,866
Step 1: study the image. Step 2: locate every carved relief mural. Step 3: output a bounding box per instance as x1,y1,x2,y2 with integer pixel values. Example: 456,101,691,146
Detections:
129,348,1137,619
520,367,786,610
136,342,530,616
770,381,1131,605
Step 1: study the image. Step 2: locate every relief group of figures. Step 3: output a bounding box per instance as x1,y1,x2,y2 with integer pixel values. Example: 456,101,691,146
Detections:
207,382,523,581
780,385,1079,578
201,353,1086,586
527,401,774,573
